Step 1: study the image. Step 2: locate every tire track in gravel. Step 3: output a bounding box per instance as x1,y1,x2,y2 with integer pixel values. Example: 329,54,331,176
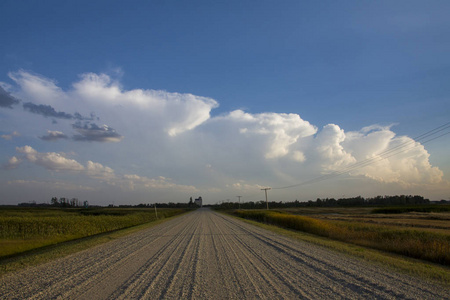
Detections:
217,214,370,297
1,208,449,299
214,212,442,299
216,213,430,299
110,215,200,299
200,213,245,299
60,216,199,299
226,216,383,298
1,212,195,299
211,212,268,299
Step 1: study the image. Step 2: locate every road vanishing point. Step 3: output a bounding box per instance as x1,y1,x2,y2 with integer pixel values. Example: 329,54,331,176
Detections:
1,208,449,299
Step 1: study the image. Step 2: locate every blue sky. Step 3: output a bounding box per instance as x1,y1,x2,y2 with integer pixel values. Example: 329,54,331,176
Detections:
1,0,449,205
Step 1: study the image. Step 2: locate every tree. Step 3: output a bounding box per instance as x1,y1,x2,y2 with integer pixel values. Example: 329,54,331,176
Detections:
51,197,58,206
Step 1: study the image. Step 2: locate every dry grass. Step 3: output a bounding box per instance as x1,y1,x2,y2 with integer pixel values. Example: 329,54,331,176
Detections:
227,214,450,287
233,209,450,266
279,207,450,231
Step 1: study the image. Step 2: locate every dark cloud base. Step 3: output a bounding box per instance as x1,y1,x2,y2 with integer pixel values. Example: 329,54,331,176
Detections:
39,131,69,141
0,86,20,108
72,122,123,142
23,102,94,121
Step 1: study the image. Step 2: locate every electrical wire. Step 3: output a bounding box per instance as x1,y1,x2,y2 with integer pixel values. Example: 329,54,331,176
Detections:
272,122,450,190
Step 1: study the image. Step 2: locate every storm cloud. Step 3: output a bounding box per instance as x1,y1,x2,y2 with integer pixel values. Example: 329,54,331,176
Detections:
23,102,94,121
23,102,73,119
0,86,20,108
72,122,123,142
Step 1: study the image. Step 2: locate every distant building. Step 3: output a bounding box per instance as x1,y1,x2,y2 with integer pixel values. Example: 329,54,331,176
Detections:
194,196,203,207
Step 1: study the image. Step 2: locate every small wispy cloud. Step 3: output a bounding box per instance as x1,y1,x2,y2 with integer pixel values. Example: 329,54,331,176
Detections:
122,174,197,192
3,156,21,170
39,130,68,141
86,160,115,181
1,131,20,140
6,179,96,191
4,145,197,192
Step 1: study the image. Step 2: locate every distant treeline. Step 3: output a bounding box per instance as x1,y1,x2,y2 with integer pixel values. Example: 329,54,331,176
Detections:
118,202,199,208
17,197,197,209
216,195,439,210
18,197,202,208
18,197,88,208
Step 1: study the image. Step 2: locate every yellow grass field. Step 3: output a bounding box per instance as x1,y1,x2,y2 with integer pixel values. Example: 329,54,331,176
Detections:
233,206,450,266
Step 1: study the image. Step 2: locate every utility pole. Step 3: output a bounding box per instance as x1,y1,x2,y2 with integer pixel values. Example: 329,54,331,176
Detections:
154,203,158,219
237,196,242,209
261,188,271,210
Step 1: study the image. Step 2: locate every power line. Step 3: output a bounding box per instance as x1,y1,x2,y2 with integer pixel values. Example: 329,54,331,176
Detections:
272,122,450,190
328,122,450,176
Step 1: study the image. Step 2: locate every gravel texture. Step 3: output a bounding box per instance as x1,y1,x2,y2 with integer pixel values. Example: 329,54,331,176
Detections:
1,208,449,299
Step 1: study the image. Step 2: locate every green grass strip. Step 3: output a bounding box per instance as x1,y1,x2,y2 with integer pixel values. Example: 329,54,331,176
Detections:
0,210,188,277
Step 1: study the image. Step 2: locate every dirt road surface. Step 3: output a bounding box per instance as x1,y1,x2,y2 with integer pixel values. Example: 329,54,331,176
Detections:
1,208,448,299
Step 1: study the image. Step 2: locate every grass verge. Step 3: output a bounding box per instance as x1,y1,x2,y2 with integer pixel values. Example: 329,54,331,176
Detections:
0,209,188,277
223,210,450,287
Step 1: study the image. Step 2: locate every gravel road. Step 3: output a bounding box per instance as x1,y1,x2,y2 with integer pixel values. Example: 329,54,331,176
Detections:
1,208,448,299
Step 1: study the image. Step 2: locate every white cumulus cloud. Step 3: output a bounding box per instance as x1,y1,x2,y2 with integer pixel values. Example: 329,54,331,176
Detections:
223,110,317,159
72,72,218,136
314,124,357,171
8,70,68,107
16,145,85,172
311,125,444,186
0,69,446,203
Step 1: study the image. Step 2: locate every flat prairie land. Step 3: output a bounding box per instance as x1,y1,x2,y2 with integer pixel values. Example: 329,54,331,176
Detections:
0,207,186,258
233,206,450,266
278,206,450,233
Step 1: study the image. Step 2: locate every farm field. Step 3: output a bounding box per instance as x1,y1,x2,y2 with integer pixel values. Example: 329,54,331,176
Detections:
232,205,450,266
280,206,450,232
0,207,187,258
